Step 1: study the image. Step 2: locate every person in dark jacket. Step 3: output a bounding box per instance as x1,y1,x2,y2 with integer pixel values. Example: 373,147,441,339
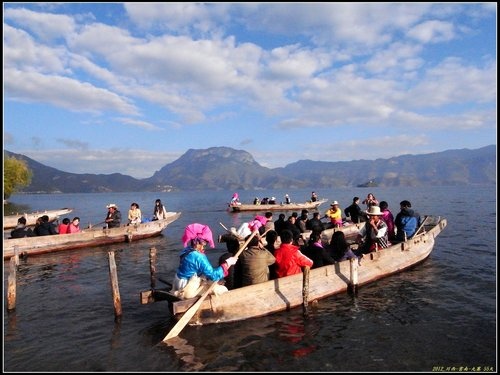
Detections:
274,213,286,236
306,212,325,233
104,203,122,228
394,200,421,241
282,215,302,245
10,217,35,238
344,196,364,223
34,215,57,236
301,232,335,269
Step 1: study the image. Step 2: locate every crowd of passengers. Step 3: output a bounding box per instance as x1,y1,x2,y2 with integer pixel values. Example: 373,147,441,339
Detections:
170,194,422,299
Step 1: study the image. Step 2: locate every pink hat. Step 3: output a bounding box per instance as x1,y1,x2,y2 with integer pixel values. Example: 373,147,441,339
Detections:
182,223,215,248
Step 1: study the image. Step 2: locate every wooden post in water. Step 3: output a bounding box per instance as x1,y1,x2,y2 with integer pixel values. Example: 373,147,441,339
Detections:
149,247,157,289
14,246,19,266
108,251,122,317
7,257,17,311
302,266,310,318
348,257,359,295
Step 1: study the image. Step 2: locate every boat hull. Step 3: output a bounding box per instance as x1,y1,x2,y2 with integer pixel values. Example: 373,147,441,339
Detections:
3,212,181,259
3,208,74,229
229,199,327,212
151,216,446,325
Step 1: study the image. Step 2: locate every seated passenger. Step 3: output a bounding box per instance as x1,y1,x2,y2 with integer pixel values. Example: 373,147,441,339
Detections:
239,234,276,286
301,232,335,269
10,217,35,238
356,206,390,253
34,215,58,236
395,200,421,241
274,230,313,278
329,231,359,262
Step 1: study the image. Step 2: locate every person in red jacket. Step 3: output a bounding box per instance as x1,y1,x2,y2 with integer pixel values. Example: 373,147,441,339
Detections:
274,229,313,278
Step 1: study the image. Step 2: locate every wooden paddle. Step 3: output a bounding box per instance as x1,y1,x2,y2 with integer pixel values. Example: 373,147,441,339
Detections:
413,215,429,237
162,230,259,342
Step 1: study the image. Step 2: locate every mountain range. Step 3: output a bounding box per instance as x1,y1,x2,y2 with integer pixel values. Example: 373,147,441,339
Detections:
5,145,496,193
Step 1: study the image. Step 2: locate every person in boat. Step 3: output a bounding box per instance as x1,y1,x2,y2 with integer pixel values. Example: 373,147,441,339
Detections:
311,191,318,202
274,229,313,278
34,215,58,236
274,213,286,236
105,203,121,228
284,194,291,204
394,200,421,242
379,201,395,241
344,196,364,224
253,197,260,205
329,231,359,262
295,209,309,234
356,205,390,253
218,235,241,290
268,196,276,204
306,211,325,233
362,193,379,210
239,234,276,286
230,193,240,206
324,201,343,228
10,216,35,238
153,199,168,220
261,197,269,205
282,215,302,245
128,202,142,225
263,211,275,232
300,232,335,269
67,217,81,233
58,217,71,235
171,223,237,299
264,230,279,280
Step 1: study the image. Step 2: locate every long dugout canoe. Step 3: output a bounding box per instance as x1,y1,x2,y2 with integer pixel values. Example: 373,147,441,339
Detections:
3,212,181,259
142,216,447,326
229,199,328,212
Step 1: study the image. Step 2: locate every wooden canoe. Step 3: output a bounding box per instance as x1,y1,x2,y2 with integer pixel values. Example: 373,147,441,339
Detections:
141,215,446,326
3,207,74,230
229,199,328,212
3,212,181,260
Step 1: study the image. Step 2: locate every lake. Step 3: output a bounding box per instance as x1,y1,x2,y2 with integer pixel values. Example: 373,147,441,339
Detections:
3,186,496,372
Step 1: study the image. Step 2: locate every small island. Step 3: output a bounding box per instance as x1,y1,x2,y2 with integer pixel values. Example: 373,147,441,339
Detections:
357,179,378,188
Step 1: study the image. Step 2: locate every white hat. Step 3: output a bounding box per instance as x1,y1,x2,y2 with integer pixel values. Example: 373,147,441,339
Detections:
366,205,383,216
106,203,117,209
331,200,339,206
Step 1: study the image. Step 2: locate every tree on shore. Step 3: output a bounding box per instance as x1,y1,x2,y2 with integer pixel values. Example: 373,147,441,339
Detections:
4,155,32,201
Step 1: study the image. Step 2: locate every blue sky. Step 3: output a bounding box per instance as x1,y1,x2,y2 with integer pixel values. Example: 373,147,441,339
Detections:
3,3,497,178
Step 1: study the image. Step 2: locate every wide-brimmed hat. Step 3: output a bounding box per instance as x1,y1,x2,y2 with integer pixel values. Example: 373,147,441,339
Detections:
106,203,117,209
366,205,383,216
330,201,339,206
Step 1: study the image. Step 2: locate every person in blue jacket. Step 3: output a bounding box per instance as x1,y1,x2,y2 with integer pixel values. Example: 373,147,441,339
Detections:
171,223,237,299
394,200,421,241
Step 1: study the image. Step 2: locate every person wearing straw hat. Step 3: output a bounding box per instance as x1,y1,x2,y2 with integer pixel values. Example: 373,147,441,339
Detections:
324,201,344,228
104,203,122,228
356,205,390,254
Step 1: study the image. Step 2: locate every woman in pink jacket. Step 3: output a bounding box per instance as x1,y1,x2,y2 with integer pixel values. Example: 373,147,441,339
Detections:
67,217,81,234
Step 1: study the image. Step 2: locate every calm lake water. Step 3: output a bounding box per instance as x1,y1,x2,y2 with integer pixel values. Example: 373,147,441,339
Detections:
3,186,497,372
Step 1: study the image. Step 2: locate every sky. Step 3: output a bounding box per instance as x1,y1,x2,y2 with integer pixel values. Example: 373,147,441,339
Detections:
3,3,497,179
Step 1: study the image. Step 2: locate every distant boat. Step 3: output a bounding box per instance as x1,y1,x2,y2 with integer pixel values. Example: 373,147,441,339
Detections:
228,199,328,212
3,212,181,260
141,215,447,326
3,208,73,230
357,180,378,188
